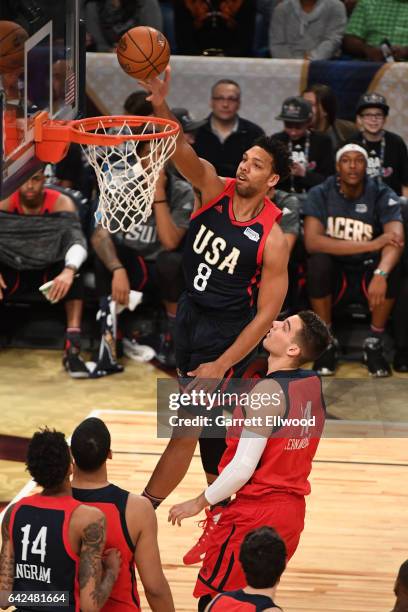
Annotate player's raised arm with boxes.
[141,67,224,200]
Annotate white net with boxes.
[79,118,177,233]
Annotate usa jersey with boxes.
[208,589,281,611]
[72,484,140,611]
[219,369,325,498]
[183,179,282,311]
[9,494,81,612]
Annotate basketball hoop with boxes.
[34,112,179,233]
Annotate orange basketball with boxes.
[0,21,28,74]
[116,26,170,81]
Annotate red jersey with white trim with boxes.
[9,494,81,612]
[183,179,282,311]
[219,369,326,498]
[72,484,140,611]
[8,189,60,215]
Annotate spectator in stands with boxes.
[173,0,256,57]
[269,0,347,60]
[272,96,334,196]
[268,186,301,254]
[304,143,404,376]
[354,93,408,197]
[342,0,358,16]
[0,167,89,378]
[124,90,154,117]
[172,107,206,146]
[391,559,408,612]
[82,0,163,52]
[302,83,358,149]
[392,203,408,373]
[203,527,286,611]
[71,417,175,611]
[343,0,408,62]
[193,79,264,177]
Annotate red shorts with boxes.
[194,493,305,599]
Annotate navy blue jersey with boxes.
[303,176,402,263]
[183,179,282,312]
[10,494,81,612]
[208,589,282,610]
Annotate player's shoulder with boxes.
[0,197,11,211]
[1,503,15,532]
[72,502,106,531]
[126,493,155,520]
[52,191,76,213]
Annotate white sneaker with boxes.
[123,338,155,362]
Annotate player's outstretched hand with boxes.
[138,65,171,107]
[168,494,208,526]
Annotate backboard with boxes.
[0,0,85,198]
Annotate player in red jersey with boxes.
[0,428,121,612]
[70,417,175,612]
[169,310,330,609]
[140,67,291,522]
[205,527,285,611]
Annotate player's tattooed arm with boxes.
[91,226,123,273]
[79,511,121,611]
[0,505,15,606]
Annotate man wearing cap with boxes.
[354,93,408,197]
[303,142,404,376]
[172,107,206,147]
[272,96,334,196]
[193,79,265,178]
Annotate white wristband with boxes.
[65,243,87,271]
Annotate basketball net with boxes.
[79,118,177,233]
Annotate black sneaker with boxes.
[393,349,408,373]
[63,349,90,379]
[313,338,338,376]
[363,336,391,377]
[155,332,176,369]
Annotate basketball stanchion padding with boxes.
[34,112,179,233]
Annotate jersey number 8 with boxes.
[193,263,212,292]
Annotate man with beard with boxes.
[139,67,290,561]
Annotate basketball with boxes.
[0,21,28,74]
[116,26,170,81]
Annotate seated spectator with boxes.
[268,187,301,254]
[354,93,408,197]
[173,0,256,57]
[123,90,154,117]
[302,83,358,149]
[70,417,175,611]
[342,0,358,16]
[82,0,163,52]
[303,143,404,376]
[193,79,265,178]
[269,0,347,60]
[272,96,334,196]
[91,161,194,370]
[204,527,286,611]
[0,167,89,378]
[392,560,408,612]
[172,107,206,147]
[343,0,408,62]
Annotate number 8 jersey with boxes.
[9,494,81,612]
[184,179,282,312]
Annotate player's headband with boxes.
[336,144,368,163]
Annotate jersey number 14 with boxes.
[21,524,48,563]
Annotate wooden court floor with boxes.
[1,349,408,611]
